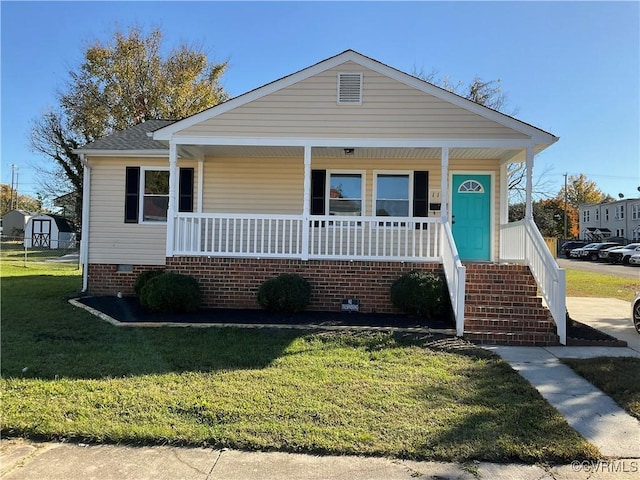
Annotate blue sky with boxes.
[2,1,639,201]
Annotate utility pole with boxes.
[10,164,18,210]
[563,173,568,241]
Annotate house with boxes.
[75,50,566,345]
[24,214,76,249]
[53,192,80,223]
[1,209,35,238]
[580,197,640,243]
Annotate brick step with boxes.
[465,295,544,306]
[465,283,538,293]
[465,305,551,318]
[464,330,560,346]
[465,298,544,310]
[464,317,557,333]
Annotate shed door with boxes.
[32,219,51,248]
[451,174,491,261]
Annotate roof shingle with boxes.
[77,120,174,151]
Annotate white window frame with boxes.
[605,208,609,221]
[373,171,414,217]
[583,210,590,223]
[615,204,625,220]
[616,228,625,238]
[140,166,170,224]
[632,203,640,220]
[326,170,366,216]
[595,208,599,221]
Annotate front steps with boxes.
[463,264,560,346]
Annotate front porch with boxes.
[167,211,565,345]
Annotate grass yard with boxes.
[561,357,640,420]
[565,268,639,301]
[1,254,599,463]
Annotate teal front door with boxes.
[451,174,491,261]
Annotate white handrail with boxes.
[440,222,466,337]
[500,219,566,344]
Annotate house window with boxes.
[604,208,609,221]
[375,174,410,217]
[632,203,640,220]
[595,209,599,221]
[616,228,625,238]
[141,168,170,222]
[583,210,590,223]
[125,166,194,224]
[458,180,484,193]
[615,204,625,220]
[328,173,363,216]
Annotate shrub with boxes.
[134,269,165,296]
[390,270,445,317]
[140,272,201,313]
[257,274,311,313]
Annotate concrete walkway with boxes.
[487,296,640,459]
[2,438,639,480]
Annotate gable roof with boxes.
[75,119,173,154]
[153,50,557,145]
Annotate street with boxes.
[557,258,640,280]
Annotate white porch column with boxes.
[79,155,90,292]
[500,162,509,225]
[525,145,534,220]
[301,145,311,260]
[166,141,178,257]
[440,146,449,221]
[197,159,204,213]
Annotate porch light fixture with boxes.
[344,148,355,156]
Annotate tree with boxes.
[556,173,612,211]
[508,199,572,238]
[30,26,228,222]
[1,184,42,216]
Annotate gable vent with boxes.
[337,73,363,104]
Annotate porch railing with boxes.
[174,213,442,261]
[440,222,466,337]
[500,219,566,344]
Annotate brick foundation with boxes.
[88,257,444,314]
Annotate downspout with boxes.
[79,154,91,293]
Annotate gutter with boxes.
[79,154,91,293]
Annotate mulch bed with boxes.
[77,295,456,330]
[566,317,628,347]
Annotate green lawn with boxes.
[1,256,599,463]
[565,268,639,301]
[562,357,640,420]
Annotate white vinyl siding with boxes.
[177,62,529,140]
[87,157,198,265]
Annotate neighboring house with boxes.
[580,198,640,243]
[53,192,80,223]
[24,214,76,249]
[75,50,566,345]
[2,209,35,238]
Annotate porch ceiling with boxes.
[183,144,524,162]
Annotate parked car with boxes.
[629,253,640,266]
[606,243,640,264]
[632,293,640,334]
[559,241,588,258]
[599,244,626,261]
[571,242,623,261]
[569,243,598,259]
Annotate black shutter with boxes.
[178,168,194,212]
[413,171,429,218]
[311,170,326,215]
[124,167,140,223]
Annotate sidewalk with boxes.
[2,297,639,479]
[2,438,639,480]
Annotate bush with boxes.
[134,269,165,296]
[390,270,445,317]
[257,274,311,313]
[139,272,201,313]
